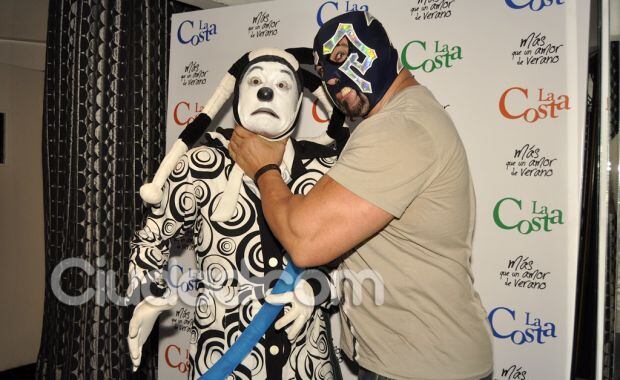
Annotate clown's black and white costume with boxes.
[127,48,347,379]
[130,129,340,379]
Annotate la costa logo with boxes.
[165,344,190,373]
[316,0,369,27]
[499,87,570,123]
[167,263,201,292]
[401,40,463,73]
[177,19,217,46]
[312,99,330,124]
[488,306,557,345]
[493,197,564,234]
[505,0,564,11]
[173,100,204,127]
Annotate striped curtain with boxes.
[37,0,196,378]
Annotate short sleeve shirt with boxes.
[328,85,493,380]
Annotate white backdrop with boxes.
[158,1,591,379]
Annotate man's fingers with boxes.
[228,141,238,160]
[275,309,299,330]
[231,127,243,142]
[234,125,252,138]
[265,291,294,305]
[277,137,288,148]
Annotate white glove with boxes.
[265,278,315,341]
[127,293,178,371]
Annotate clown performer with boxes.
[125,48,348,379]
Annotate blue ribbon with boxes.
[199,260,303,379]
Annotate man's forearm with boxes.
[255,169,394,268]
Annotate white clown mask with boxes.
[234,57,303,141]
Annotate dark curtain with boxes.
[605,41,619,380]
[571,50,600,380]
[569,2,597,378]
[37,0,196,379]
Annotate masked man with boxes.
[229,12,493,380]
[126,48,344,380]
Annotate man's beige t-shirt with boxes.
[328,85,493,380]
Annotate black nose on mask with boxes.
[257,87,274,102]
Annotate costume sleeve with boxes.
[327,114,438,218]
[127,153,199,299]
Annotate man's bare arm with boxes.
[256,171,393,267]
[228,125,393,267]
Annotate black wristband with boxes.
[254,164,280,184]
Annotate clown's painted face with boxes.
[237,60,301,139]
[313,11,402,118]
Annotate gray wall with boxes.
[0,0,47,371]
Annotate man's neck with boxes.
[365,70,420,118]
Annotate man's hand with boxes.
[229,125,287,180]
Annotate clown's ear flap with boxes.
[325,107,349,155]
[298,66,330,107]
[285,47,315,65]
[139,53,249,204]
[285,47,350,150]
[285,48,332,111]
[297,67,350,154]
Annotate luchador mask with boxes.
[313,11,402,117]
[233,53,303,141]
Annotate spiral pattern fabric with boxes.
[130,131,340,379]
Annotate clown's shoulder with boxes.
[181,129,234,172]
[286,139,339,196]
[293,138,339,169]
[185,128,232,165]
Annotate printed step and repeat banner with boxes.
[158,1,590,379]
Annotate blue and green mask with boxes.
[313,11,402,117]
